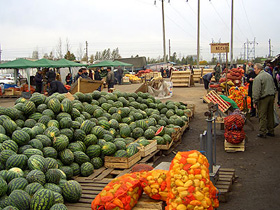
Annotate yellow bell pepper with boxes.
[176,204,187,210]
[187,158,197,164]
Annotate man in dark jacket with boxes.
[46,69,56,83]
[46,79,68,96]
[117,66,123,85]
[202,72,214,90]
[74,69,83,82]
[94,68,102,80]
[246,67,257,117]
[35,70,43,93]
[106,67,115,92]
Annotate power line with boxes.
[240,0,254,37]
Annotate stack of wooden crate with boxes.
[171,71,191,87]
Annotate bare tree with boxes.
[76,43,84,61]
[56,38,63,59]
[65,38,71,53]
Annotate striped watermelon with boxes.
[37,104,48,113]
[80,120,94,134]
[56,112,72,122]
[15,119,25,128]
[72,121,81,129]
[23,148,44,158]
[44,183,62,194]
[24,182,44,196]
[73,129,86,142]
[36,135,52,147]
[0,176,7,197]
[59,128,73,142]
[59,166,73,180]
[53,135,69,152]
[46,169,62,184]
[71,108,81,119]
[83,134,98,146]
[47,119,59,128]
[42,109,55,119]
[91,126,105,138]
[38,115,52,125]
[42,147,58,159]
[61,99,73,113]
[59,117,72,129]
[50,203,68,210]
[1,140,18,153]
[61,180,82,202]
[30,93,46,106]
[30,189,55,210]
[6,167,24,183]
[53,192,64,204]
[22,101,36,115]
[73,151,90,165]
[29,112,43,121]
[28,139,43,150]
[91,157,103,169]
[0,150,17,165]
[26,169,46,185]
[12,130,30,146]
[27,155,47,172]
[9,189,31,210]
[59,149,74,165]
[6,154,28,170]
[70,163,80,176]
[7,177,28,194]
[80,162,94,177]
[3,119,18,135]
[48,98,61,113]
[68,141,86,153]
[44,126,60,139]
[84,104,95,115]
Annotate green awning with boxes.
[0,58,38,69]
[88,60,116,68]
[113,60,133,66]
[33,58,60,68]
[55,59,86,67]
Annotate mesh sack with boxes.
[224,114,245,130]
[224,129,245,144]
[91,173,143,210]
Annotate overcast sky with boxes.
[0,0,279,62]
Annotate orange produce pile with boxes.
[91,151,219,210]
[228,86,251,110]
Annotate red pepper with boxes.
[180,158,187,165]
[151,194,162,200]
[194,169,201,175]
[161,181,167,191]
[188,186,195,193]
[105,202,117,209]
[183,164,192,171]
[100,195,114,203]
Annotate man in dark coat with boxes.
[34,70,43,93]
[46,79,68,96]
[74,69,83,82]
[106,67,115,92]
[117,66,123,85]
[46,69,56,83]
[94,68,102,81]
[247,67,257,116]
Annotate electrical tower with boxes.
[268,39,272,58]
[245,38,257,61]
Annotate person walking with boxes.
[74,69,83,82]
[252,63,277,138]
[34,70,43,93]
[214,63,221,83]
[65,73,73,85]
[106,67,115,92]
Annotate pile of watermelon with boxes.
[0,90,190,209]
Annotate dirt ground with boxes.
[1,83,280,209]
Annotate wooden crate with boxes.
[4,89,14,96]
[138,140,157,157]
[171,71,191,87]
[186,104,195,117]
[105,151,141,169]
[157,140,173,150]
[203,90,231,113]
[224,140,245,152]
[192,69,202,83]
[14,91,22,96]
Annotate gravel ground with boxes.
[1,83,280,209]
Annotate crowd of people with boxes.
[203,61,279,138]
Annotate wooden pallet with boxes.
[66,178,164,210]
[157,140,173,151]
[138,140,157,157]
[139,149,162,164]
[216,168,236,202]
[224,140,245,152]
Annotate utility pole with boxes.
[85,41,88,63]
[243,43,246,61]
[197,0,200,67]
[268,39,271,58]
[0,44,2,64]
[246,39,249,61]
[168,39,171,61]
[230,0,234,66]
[161,0,167,63]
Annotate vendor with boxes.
[45,79,68,96]
[202,72,214,90]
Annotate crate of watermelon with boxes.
[136,140,157,157]
[105,151,141,169]
[157,139,173,150]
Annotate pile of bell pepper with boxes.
[92,150,219,210]
[166,151,219,210]
[228,86,251,110]
[140,169,169,201]
[91,173,143,210]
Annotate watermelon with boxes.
[70,163,80,176]
[48,98,61,113]
[90,157,103,169]
[126,144,138,157]
[61,99,73,113]
[120,125,131,138]
[24,182,44,196]
[101,142,117,156]
[6,154,28,170]
[114,150,127,157]
[91,126,105,139]
[28,139,44,150]
[73,151,90,165]
[86,145,101,159]
[50,203,68,210]
[3,119,17,135]
[61,180,82,203]
[53,191,64,204]
[30,189,55,210]
[0,150,16,164]
[28,155,47,172]
[26,169,46,185]
[44,126,60,139]
[43,147,58,159]
[23,148,44,158]
[0,176,7,197]
[9,189,30,210]
[11,130,30,146]
[83,134,98,147]
[80,162,94,177]
[132,127,144,139]
[1,140,18,152]
[36,135,52,147]
[68,141,86,153]
[37,104,48,113]
[44,183,62,194]
[59,149,74,165]
[80,120,94,134]
[59,117,72,129]
[42,109,55,119]
[59,166,73,180]
[7,177,28,194]
[155,126,165,136]
[45,157,58,170]
[6,167,24,183]
[22,101,36,115]
[53,135,69,152]
[73,129,86,142]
